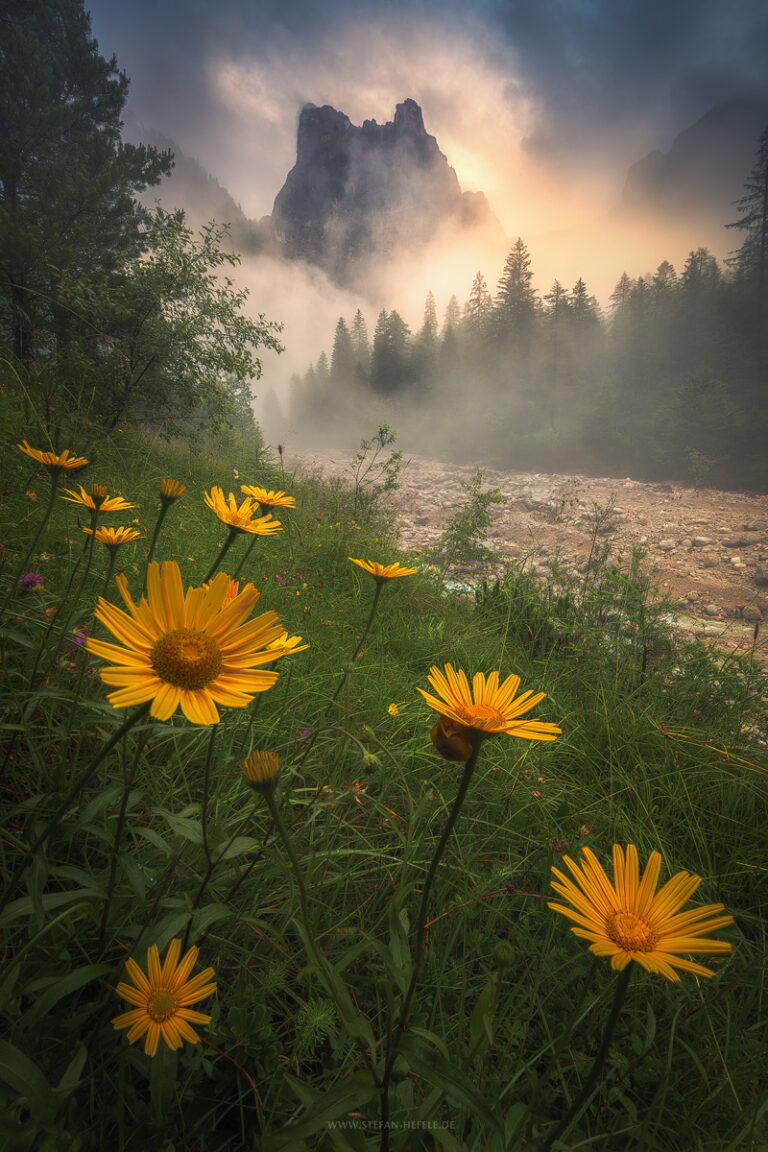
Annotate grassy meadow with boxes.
[1,396,767,1152]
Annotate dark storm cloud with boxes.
[89,0,768,141]
[478,0,768,154]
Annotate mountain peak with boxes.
[269,98,499,284]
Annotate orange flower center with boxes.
[147,988,179,1022]
[151,629,223,690]
[606,910,659,952]
[454,702,505,730]
[223,505,255,530]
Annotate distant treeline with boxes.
[290,132,768,491]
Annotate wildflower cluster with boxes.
[2,434,737,1148]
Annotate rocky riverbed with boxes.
[292,447,768,661]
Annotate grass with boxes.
[0,396,767,1152]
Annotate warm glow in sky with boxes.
[86,0,768,381]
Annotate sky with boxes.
[85,0,768,404]
[88,0,768,223]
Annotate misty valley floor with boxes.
[293,447,768,661]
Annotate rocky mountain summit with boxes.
[268,98,501,283]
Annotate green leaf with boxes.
[404,1045,504,1136]
[0,1040,56,1125]
[72,782,125,831]
[0,628,36,650]
[468,972,498,1057]
[56,1044,88,1095]
[132,826,172,854]
[264,1072,377,1148]
[24,963,112,1027]
[406,1027,450,1060]
[156,809,203,845]
[220,835,261,860]
[0,888,101,928]
[387,905,412,995]
[191,902,232,935]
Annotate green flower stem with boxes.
[98,728,149,949]
[182,727,218,951]
[545,963,634,1151]
[232,532,259,580]
[328,580,383,710]
[380,743,480,1150]
[36,508,99,685]
[0,702,151,916]
[203,528,239,583]
[143,504,170,594]
[101,549,118,599]
[266,790,380,1088]
[0,475,58,619]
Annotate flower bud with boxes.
[494,940,516,970]
[430,715,473,762]
[243,750,280,795]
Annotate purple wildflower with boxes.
[20,572,43,592]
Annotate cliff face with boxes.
[621,95,768,221]
[269,98,498,281]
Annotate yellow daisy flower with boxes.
[86,561,287,725]
[204,578,243,606]
[17,441,89,475]
[348,558,418,582]
[83,526,142,549]
[240,485,296,509]
[267,630,310,656]
[159,478,187,505]
[61,484,134,513]
[204,486,282,535]
[243,749,280,793]
[112,938,216,1056]
[418,663,561,743]
[548,844,733,981]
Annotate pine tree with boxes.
[316,351,330,383]
[493,238,538,343]
[464,271,493,334]
[651,261,677,297]
[609,273,634,317]
[570,278,600,325]
[331,317,355,386]
[351,308,370,382]
[412,291,438,389]
[443,295,461,334]
[420,291,438,345]
[371,310,411,394]
[726,124,768,301]
[0,0,171,362]
[543,280,571,324]
[680,249,722,298]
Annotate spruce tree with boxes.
[493,238,538,344]
[0,0,171,362]
[443,295,461,334]
[331,317,355,386]
[726,124,768,302]
[465,271,493,331]
[609,273,633,317]
[351,308,370,382]
[570,278,600,325]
